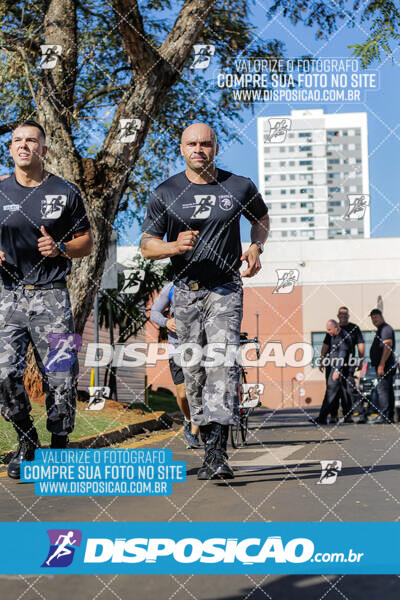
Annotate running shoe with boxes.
[183,419,202,449]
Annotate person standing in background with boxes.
[150,282,201,448]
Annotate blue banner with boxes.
[0,522,398,574]
[21,449,186,496]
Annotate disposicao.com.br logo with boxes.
[82,536,363,566]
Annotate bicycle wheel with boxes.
[239,409,250,445]
[231,368,246,448]
[230,418,242,448]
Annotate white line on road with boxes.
[230,445,319,471]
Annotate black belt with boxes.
[174,277,238,291]
[4,282,67,291]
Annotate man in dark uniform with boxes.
[369,309,397,423]
[319,307,364,423]
[312,319,353,425]
[0,120,92,479]
[141,122,269,480]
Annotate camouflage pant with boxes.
[174,280,243,426]
[0,287,78,434]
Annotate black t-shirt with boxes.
[142,169,268,283]
[370,323,396,369]
[329,328,353,372]
[323,322,364,354]
[0,173,90,286]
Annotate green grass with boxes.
[0,402,145,456]
[0,392,180,456]
[147,391,179,414]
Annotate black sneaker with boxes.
[210,449,234,480]
[309,417,327,425]
[197,460,215,480]
[8,431,40,480]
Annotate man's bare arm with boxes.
[249,212,270,245]
[141,231,199,260]
[240,213,270,278]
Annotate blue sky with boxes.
[125,2,400,245]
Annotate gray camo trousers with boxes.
[174,280,243,426]
[0,287,78,434]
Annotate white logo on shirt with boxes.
[41,195,67,219]
[3,204,20,212]
[219,195,233,211]
[191,195,216,219]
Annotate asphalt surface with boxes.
[1,407,400,599]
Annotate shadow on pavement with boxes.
[200,574,400,600]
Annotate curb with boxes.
[0,411,174,467]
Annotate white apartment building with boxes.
[257,109,370,241]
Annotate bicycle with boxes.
[230,332,262,448]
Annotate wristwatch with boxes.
[250,241,264,254]
[57,242,68,257]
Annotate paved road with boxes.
[1,408,399,599]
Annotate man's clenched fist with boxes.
[174,230,199,255]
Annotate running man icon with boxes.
[46,531,77,566]
[42,529,82,568]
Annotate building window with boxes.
[280,147,285,153]
[280,161,286,167]
[281,217,287,223]
[280,175,286,181]
[299,132,311,137]
[281,203,287,209]
[290,217,296,222]
[281,190,287,195]
[264,147,270,153]
[290,189,296,194]
[282,231,288,237]
[299,160,312,166]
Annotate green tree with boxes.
[267,1,400,65]
[0,0,285,335]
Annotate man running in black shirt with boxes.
[142,122,269,480]
[0,121,92,479]
[369,309,396,423]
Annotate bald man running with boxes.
[141,123,269,480]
